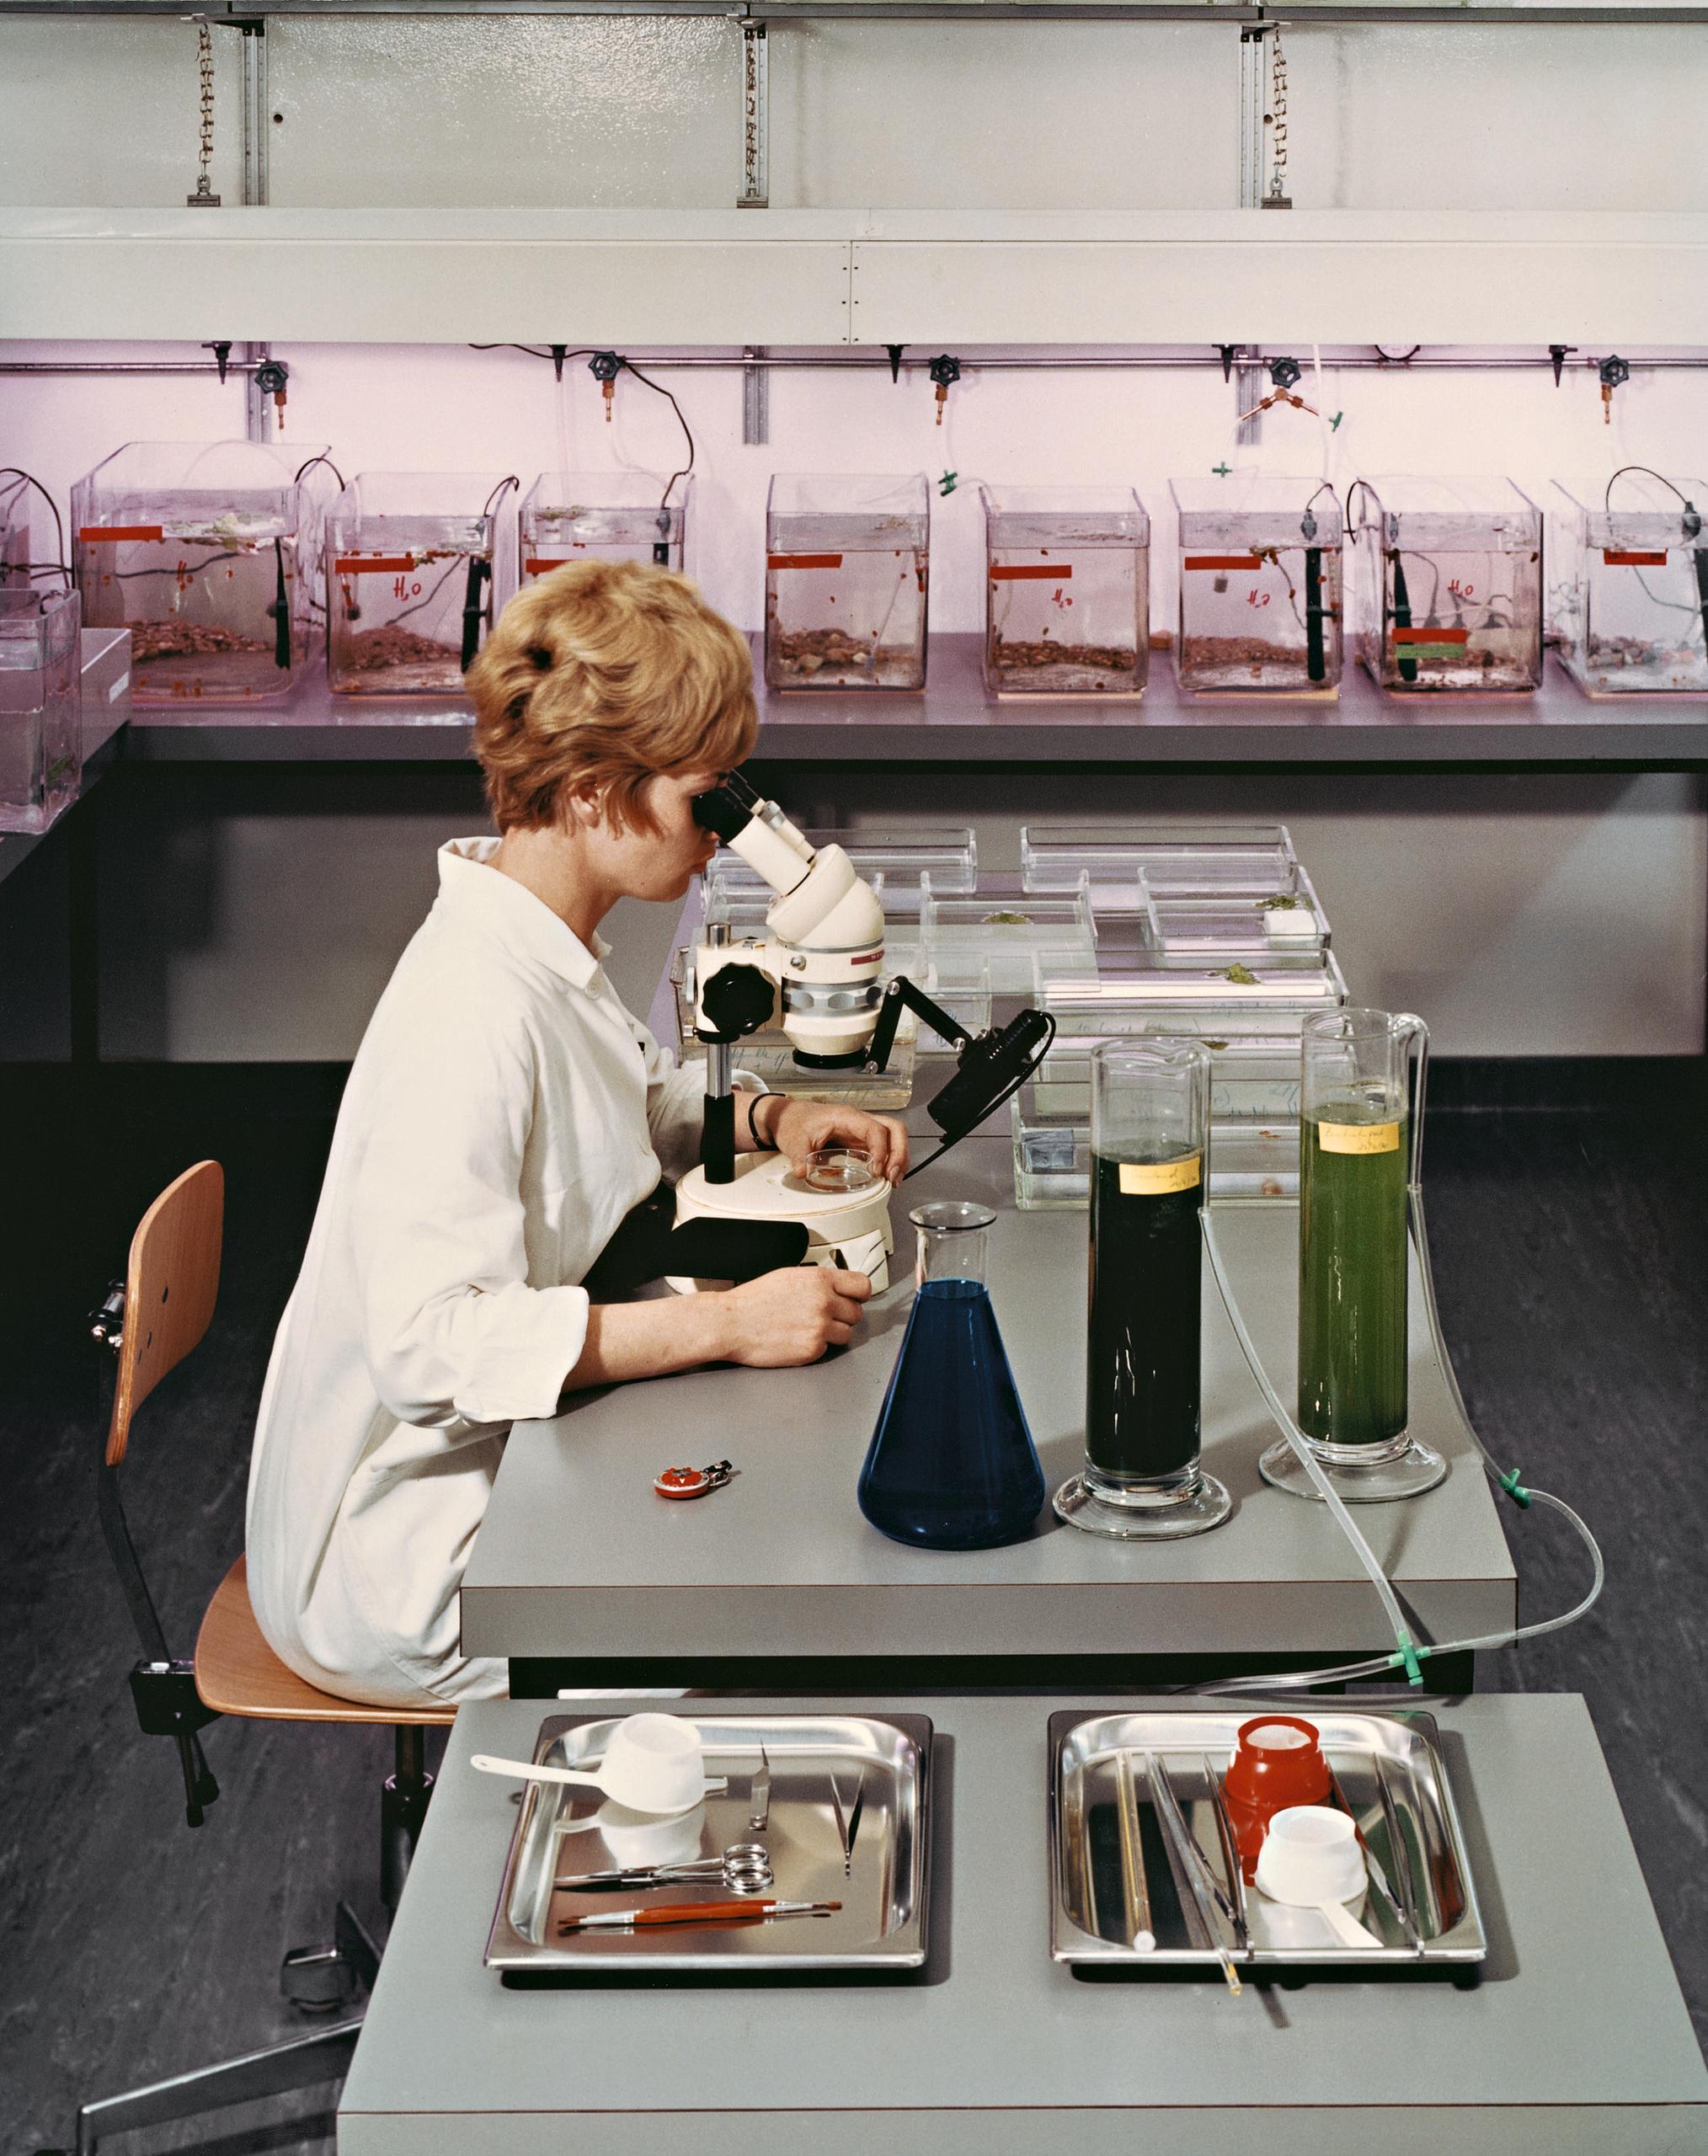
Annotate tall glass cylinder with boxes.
[857,1202,1045,1551]
[1055,1041,1232,1540]
[1259,1007,1447,1502]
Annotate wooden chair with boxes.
[67,1160,456,2155]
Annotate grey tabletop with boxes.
[337,1692,1708,2154]
[115,638,1708,767]
[462,1139,1516,1672]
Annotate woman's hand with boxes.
[719,1264,873,1366]
[756,1095,911,1187]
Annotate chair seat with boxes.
[195,1556,456,1728]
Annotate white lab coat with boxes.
[245,836,707,1708]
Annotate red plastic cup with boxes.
[1220,1715,1332,1881]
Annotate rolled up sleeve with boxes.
[351,1018,589,1433]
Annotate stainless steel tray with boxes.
[486,1711,932,1975]
[1051,1707,1486,1972]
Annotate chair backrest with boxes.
[107,1160,224,1468]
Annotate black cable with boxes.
[1604,464,1691,512]
[481,473,520,520]
[292,450,346,490]
[469,344,598,365]
[382,552,469,632]
[0,467,69,585]
[107,550,248,581]
[617,359,696,516]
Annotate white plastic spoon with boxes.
[1314,1897,1385,1951]
[470,1753,726,1801]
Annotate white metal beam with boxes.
[3,209,1705,350]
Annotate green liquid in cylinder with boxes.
[1298,1108,1409,1447]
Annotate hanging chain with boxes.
[186,15,221,208]
[1265,24,1291,208]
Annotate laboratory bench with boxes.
[462,1134,1515,1696]
[93,634,1708,771]
[334,1690,1708,2156]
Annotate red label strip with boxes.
[1394,626,1469,645]
[524,558,568,574]
[1603,550,1668,566]
[767,553,843,571]
[80,526,163,543]
[334,555,419,574]
[990,563,1072,582]
[1185,554,1262,571]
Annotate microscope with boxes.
[670,771,1054,1292]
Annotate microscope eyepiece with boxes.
[690,780,756,842]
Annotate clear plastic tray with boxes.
[1021,824,1302,903]
[921,889,1097,995]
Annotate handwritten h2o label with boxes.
[1118,1155,1202,1196]
[1318,1120,1401,1156]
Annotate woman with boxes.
[246,560,906,1707]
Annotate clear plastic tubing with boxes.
[1198,1186,1606,1695]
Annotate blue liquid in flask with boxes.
[857,1277,1046,1551]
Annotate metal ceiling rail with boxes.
[7,349,1708,374]
[1,0,1704,19]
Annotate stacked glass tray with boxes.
[1011,825,1343,1206]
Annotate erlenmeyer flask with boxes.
[857,1201,1045,1551]
[1259,1006,1448,1502]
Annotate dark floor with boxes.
[3,1059,1705,2153]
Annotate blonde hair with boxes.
[467,558,757,835]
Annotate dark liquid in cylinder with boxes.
[1086,1151,1202,1480]
[1298,1108,1409,1446]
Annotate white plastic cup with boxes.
[1252,1804,1367,1908]
[595,1712,713,1815]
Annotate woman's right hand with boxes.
[719,1265,873,1367]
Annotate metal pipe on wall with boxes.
[6,350,1707,376]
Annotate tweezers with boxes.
[1200,1754,1251,1953]
[830,1772,864,1876]
[750,1744,771,1835]
[1327,1757,1422,1953]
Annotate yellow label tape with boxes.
[1318,1119,1401,1156]
[1118,1154,1203,1196]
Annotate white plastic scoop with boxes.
[1253,1804,1385,1950]
[471,1712,726,1817]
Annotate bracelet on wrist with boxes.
[745,1089,780,1151]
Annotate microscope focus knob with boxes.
[700,961,777,1041]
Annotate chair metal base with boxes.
[63,1902,378,2152]
[71,2011,361,2155]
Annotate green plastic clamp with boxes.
[1497,1469,1532,1509]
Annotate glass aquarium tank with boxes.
[981,485,1149,696]
[1171,477,1343,694]
[72,440,322,703]
[765,473,929,690]
[1551,473,1708,696]
[327,472,515,696]
[0,586,82,835]
[1353,476,1542,693]
[520,472,688,583]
